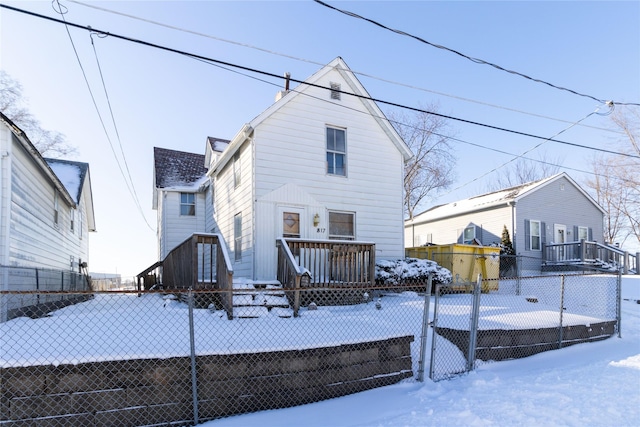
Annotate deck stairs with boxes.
[230,278,293,319]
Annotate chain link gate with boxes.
[429,272,621,381]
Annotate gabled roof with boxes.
[211,57,413,176]
[207,136,230,154]
[0,111,96,232]
[46,158,96,232]
[45,159,89,204]
[0,111,76,207]
[153,147,207,189]
[407,172,605,225]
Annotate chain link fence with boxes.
[0,258,623,425]
[0,265,91,323]
[0,282,433,426]
[430,272,621,382]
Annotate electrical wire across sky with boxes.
[1,3,637,162]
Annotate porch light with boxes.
[313,213,320,227]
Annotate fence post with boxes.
[515,256,521,296]
[558,275,565,348]
[467,274,482,372]
[187,288,199,425]
[617,269,622,338]
[417,274,433,382]
[428,284,441,381]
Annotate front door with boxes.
[553,224,567,260]
[279,207,305,239]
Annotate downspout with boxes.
[0,134,10,322]
[509,201,516,252]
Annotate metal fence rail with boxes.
[430,272,621,382]
[0,285,429,426]
[0,265,91,322]
[0,267,622,425]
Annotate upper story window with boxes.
[233,151,241,189]
[326,127,346,176]
[70,209,75,233]
[328,211,355,240]
[180,193,196,216]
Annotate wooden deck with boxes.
[542,239,638,274]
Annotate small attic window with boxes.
[330,82,341,100]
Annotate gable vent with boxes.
[330,82,341,100]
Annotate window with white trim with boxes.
[180,193,195,216]
[530,220,541,251]
[578,226,589,241]
[328,211,355,240]
[70,209,75,233]
[326,127,346,176]
[234,212,242,261]
[463,226,475,244]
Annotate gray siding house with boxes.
[405,173,606,275]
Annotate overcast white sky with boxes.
[1,1,638,278]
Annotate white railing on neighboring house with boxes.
[543,239,639,274]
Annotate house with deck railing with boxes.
[140,57,413,317]
[404,172,638,276]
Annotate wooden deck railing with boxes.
[543,239,639,274]
[276,238,376,316]
[137,233,234,318]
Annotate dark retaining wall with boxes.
[437,320,617,361]
[0,335,414,426]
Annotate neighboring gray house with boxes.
[0,112,96,320]
[404,173,606,275]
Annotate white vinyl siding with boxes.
[405,206,513,250]
[251,79,405,267]
[158,190,206,259]
[4,134,89,274]
[214,141,253,278]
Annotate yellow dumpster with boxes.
[406,244,500,292]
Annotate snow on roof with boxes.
[154,147,207,189]
[207,137,230,153]
[45,159,88,204]
[410,174,563,223]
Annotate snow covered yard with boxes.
[208,276,640,427]
[0,275,637,427]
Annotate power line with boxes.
[88,31,154,231]
[2,3,638,161]
[67,0,624,136]
[50,0,154,232]
[314,0,640,108]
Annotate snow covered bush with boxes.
[375,257,452,287]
